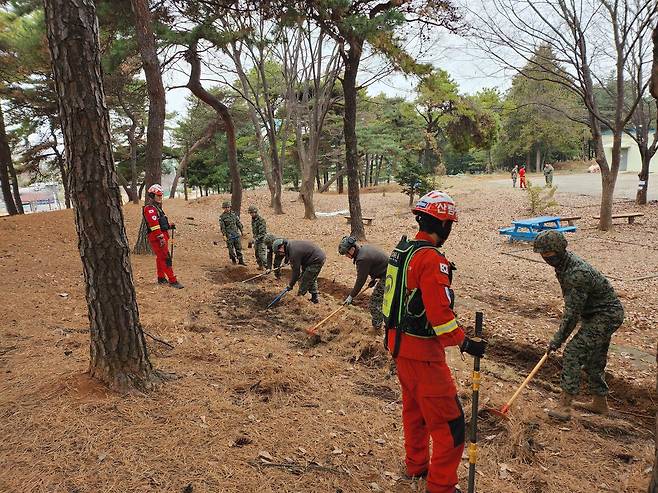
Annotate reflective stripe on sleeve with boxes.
[433,317,458,335]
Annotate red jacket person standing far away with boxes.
[382,190,486,493]
[143,184,183,289]
[519,165,527,189]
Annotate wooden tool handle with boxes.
[504,352,549,410]
[305,306,345,335]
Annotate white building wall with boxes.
[602,131,658,172]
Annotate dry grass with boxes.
[0,178,655,492]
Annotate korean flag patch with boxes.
[440,263,449,275]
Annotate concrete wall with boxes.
[602,131,658,172]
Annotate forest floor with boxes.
[0,174,656,493]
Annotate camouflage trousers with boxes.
[369,278,385,329]
[253,240,266,267]
[561,307,624,396]
[226,236,243,262]
[298,262,324,295]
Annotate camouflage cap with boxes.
[533,230,568,254]
[272,238,287,255]
[222,201,230,208]
[338,235,357,255]
[248,205,258,213]
[263,234,277,247]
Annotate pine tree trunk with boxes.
[56,152,71,208]
[44,0,156,391]
[133,217,153,255]
[0,104,19,215]
[185,39,242,214]
[375,155,382,185]
[319,169,346,193]
[337,162,344,194]
[130,0,164,192]
[535,146,541,173]
[8,159,23,213]
[342,47,366,240]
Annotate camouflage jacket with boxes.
[219,211,243,239]
[553,252,623,344]
[251,215,267,242]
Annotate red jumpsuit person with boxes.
[519,165,527,189]
[382,191,486,493]
[143,184,183,289]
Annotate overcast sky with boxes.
[161,30,512,125]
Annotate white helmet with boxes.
[147,184,164,196]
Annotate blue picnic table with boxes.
[499,215,577,242]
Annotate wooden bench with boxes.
[593,212,644,224]
[559,215,581,226]
[344,216,374,225]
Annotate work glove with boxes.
[285,285,293,292]
[157,234,165,248]
[169,223,176,231]
[460,336,487,358]
[547,339,562,353]
[367,279,377,289]
[343,295,353,305]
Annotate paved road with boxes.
[491,172,658,201]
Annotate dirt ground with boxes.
[0,175,655,493]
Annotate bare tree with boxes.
[44,0,157,391]
[216,12,287,214]
[278,22,342,219]
[471,0,658,231]
[648,23,658,493]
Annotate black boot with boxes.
[231,258,237,265]
[157,277,168,285]
[238,258,246,266]
[310,293,319,304]
[169,281,184,289]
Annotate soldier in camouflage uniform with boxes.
[273,238,325,303]
[248,205,267,270]
[219,201,245,265]
[534,230,624,420]
[338,236,388,331]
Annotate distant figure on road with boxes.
[511,165,518,188]
[519,165,527,189]
[544,163,554,187]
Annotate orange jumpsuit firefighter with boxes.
[383,191,486,493]
[143,184,183,289]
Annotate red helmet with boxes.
[412,190,458,222]
[147,184,164,196]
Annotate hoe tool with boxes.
[304,284,373,336]
[241,271,271,283]
[305,305,345,335]
[467,312,484,493]
[266,287,290,309]
[483,351,550,419]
